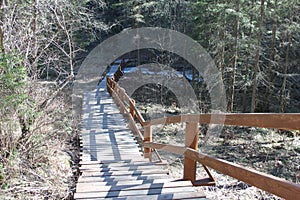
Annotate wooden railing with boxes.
[106,76,300,200]
[106,76,162,161]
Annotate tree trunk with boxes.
[227,0,240,112]
[0,0,5,54]
[242,0,255,112]
[215,0,225,77]
[264,0,277,112]
[251,0,264,112]
[31,0,39,79]
[280,2,294,112]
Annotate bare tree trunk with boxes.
[264,0,277,112]
[51,6,75,79]
[215,0,225,77]
[227,0,240,112]
[251,0,264,112]
[280,2,294,112]
[31,0,39,79]
[0,0,5,54]
[242,0,255,112]
[280,4,294,112]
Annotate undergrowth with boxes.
[0,55,79,199]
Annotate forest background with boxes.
[0,0,299,199]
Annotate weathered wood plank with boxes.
[79,192,208,200]
[79,160,159,166]
[80,169,169,177]
[80,165,164,172]
[76,180,193,193]
[77,174,171,183]
[74,186,196,199]
[76,178,186,186]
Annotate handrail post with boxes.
[129,99,135,118]
[144,125,152,160]
[183,122,199,183]
[120,88,126,114]
[106,76,111,95]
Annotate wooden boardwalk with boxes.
[74,66,207,199]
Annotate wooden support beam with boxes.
[143,126,152,160]
[183,122,198,183]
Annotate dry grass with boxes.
[0,82,79,199]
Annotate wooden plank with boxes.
[144,142,186,155]
[81,148,141,152]
[79,154,144,160]
[80,165,163,172]
[81,144,140,148]
[79,159,150,164]
[78,192,207,200]
[79,160,158,166]
[76,178,186,187]
[74,186,196,199]
[76,180,193,193]
[77,174,171,183]
[84,193,207,200]
[80,157,147,163]
[80,169,169,177]
[144,113,300,130]
[81,148,141,153]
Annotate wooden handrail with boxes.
[144,142,300,200]
[143,113,300,130]
[106,75,300,199]
[107,76,162,162]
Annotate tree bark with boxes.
[31,0,39,79]
[242,0,255,112]
[280,2,294,112]
[227,0,240,112]
[0,0,5,54]
[251,0,264,112]
[264,0,277,112]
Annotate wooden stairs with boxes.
[74,77,207,199]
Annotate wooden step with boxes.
[76,180,193,193]
[77,192,208,200]
[75,81,206,200]
[77,174,171,183]
[76,178,187,186]
[74,186,197,199]
[80,164,164,172]
[80,169,169,177]
[79,160,156,165]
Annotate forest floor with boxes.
[0,84,79,200]
[135,102,300,200]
